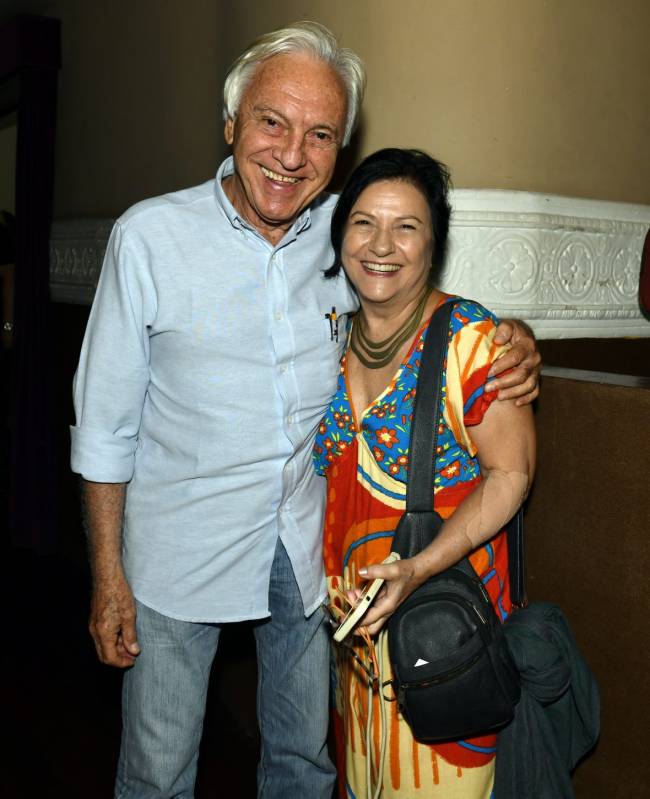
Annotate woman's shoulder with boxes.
[443,296,500,336]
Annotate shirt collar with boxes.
[214,156,312,239]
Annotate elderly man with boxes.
[72,21,540,799]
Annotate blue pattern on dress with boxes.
[313,299,499,493]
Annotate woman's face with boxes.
[341,179,434,310]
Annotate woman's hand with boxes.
[352,554,427,636]
[486,319,541,405]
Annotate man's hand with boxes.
[82,480,139,668]
[89,571,140,667]
[485,319,541,405]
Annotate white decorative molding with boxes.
[441,190,650,338]
[49,218,114,305]
[49,191,650,338]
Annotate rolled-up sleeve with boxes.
[71,221,155,482]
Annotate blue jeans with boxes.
[115,539,334,798]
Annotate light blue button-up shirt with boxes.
[71,157,358,622]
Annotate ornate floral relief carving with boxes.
[49,220,113,304]
[611,247,640,297]
[439,192,650,337]
[556,239,594,299]
[487,238,538,296]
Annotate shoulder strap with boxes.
[399,297,526,606]
[506,508,527,606]
[405,300,453,513]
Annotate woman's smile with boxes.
[361,261,402,274]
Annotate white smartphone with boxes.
[333,552,400,643]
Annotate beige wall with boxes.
[5,0,649,215]
[6,0,225,216]
[51,0,224,216]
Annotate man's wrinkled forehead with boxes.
[239,53,347,131]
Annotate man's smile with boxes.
[260,165,302,184]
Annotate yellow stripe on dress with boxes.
[356,434,407,510]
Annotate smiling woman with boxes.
[315,148,535,798]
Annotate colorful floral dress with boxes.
[313,297,512,799]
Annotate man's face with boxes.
[224,53,347,244]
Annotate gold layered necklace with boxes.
[350,286,433,369]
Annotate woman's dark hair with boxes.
[326,148,452,279]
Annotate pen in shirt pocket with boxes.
[325,307,339,342]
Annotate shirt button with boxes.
[279,364,288,374]
[287,415,294,424]
[274,311,283,321]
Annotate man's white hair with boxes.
[223,21,366,147]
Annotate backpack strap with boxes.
[403,300,453,514]
[392,297,526,606]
